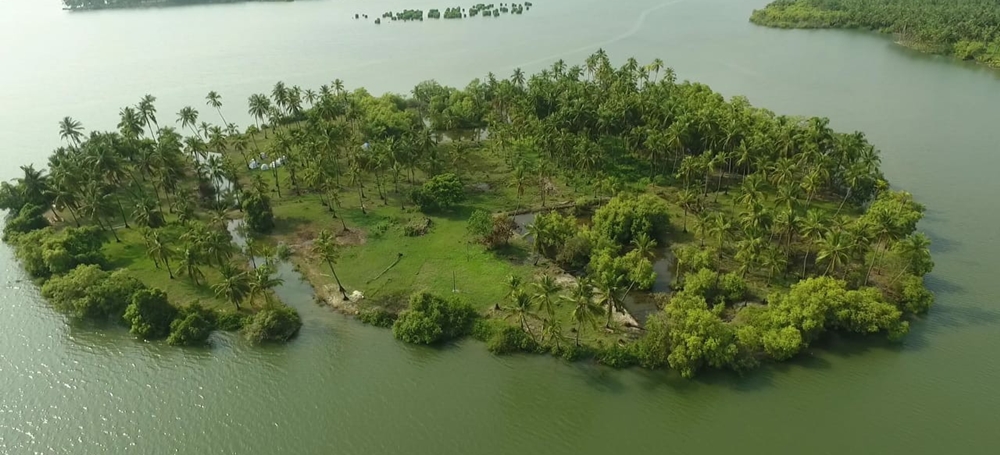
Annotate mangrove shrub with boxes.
[392,292,478,344]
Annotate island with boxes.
[750,0,1000,68]
[2,52,934,378]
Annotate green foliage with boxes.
[589,248,656,291]
[595,342,639,368]
[411,173,465,211]
[632,311,671,368]
[167,303,218,346]
[243,304,303,344]
[358,307,397,328]
[751,0,1000,67]
[124,288,178,340]
[41,265,147,320]
[555,233,592,272]
[529,211,579,259]
[242,191,275,234]
[682,268,747,305]
[3,204,50,241]
[672,245,714,281]
[663,292,738,378]
[14,227,107,280]
[467,209,492,239]
[591,194,670,248]
[216,312,247,331]
[403,217,432,237]
[391,291,478,344]
[897,274,935,315]
[473,319,540,354]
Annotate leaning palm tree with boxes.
[313,229,349,300]
[147,229,174,278]
[206,91,229,127]
[58,116,84,146]
[213,262,250,311]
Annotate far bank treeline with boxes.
[2,50,934,377]
[0,93,302,347]
[62,0,287,11]
[751,0,1000,67]
[371,3,534,24]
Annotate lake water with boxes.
[2,0,999,453]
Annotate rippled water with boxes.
[2,0,999,453]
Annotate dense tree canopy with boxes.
[751,0,1000,66]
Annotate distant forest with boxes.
[63,0,282,10]
[751,0,1000,67]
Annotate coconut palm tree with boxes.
[131,194,163,228]
[631,232,657,260]
[205,91,229,127]
[511,68,525,88]
[541,317,567,350]
[505,289,536,340]
[247,93,272,133]
[313,229,349,300]
[532,274,562,317]
[249,263,284,305]
[137,94,160,139]
[596,273,623,328]
[797,209,827,276]
[176,106,200,138]
[213,262,250,311]
[817,230,852,277]
[678,189,697,233]
[146,229,174,278]
[58,116,84,146]
[564,279,601,346]
[707,213,731,256]
[504,274,523,300]
[177,246,206,285]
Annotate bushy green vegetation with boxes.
[124,288,178,339]
[391,292,478,344]
[0,90,301,349]
[751,0,1000,67]
[242,304,303,343]
[168,303,218,346]
[411,173,465,211]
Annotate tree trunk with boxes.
[327,261,349,300]
[163,255,173,279]
[115,195,130,228]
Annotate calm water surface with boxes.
[2,0,999,453]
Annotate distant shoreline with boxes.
[63,0,292,12]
